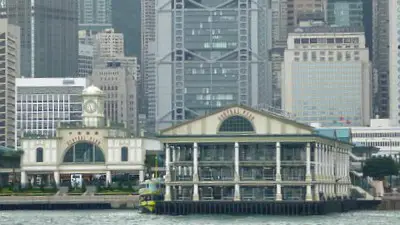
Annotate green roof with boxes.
[0,146,23,157]
[314,128,352,143]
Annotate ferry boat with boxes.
[138,177,165,213]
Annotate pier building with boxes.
[158,105,353,202]
[19,85,161,187]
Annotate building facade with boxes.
[350,119,400,156]
[16,78,88,140]
[1,0,78,78]
[286,0,324,30]
[153,0,271,131]
[91,60,138,135]
[158,105,352,201]
[0,18,20,148]
[20,85,161,187]
[93,28,124,60]
[389,0,400,125]
[372,0,390,118]
[327,0,364,27]
[78,0,112,32]
[78,43,94,77]
[281,25,371,126]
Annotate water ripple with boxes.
[0,210,399,225]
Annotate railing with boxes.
[0,195,139,204]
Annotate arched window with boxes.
[121,147,128,162]
[219,116,255,133]
[63,142,105,163]
[36,147,43,162]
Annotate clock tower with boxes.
[82,85,105,127]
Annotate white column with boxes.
[172,146,176,163]
[21,171,27,188]
[314,143,320,201]
[305,143,312,201]
[165,144,172,201]
[275,142,282,201]
[234,142,240,201]
[106,171,112,185]
[192,142,199,201]
[139,170,145,182]
[53,171,60,187]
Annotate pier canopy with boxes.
[63,141,105,163]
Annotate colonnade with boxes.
[20,170,145,187]
[164,141,351,202]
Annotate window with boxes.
[121,147,128,162]
[219,116,255,132]
[63,142,105,163]
[36,147,43,162]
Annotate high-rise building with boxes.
[141,0,156,118]
[78,43,93,77]
[327,0,364,27]
[282,25,371,126]
[91,60,138,135]
[78,0,112,32]
[16,78,88,140]
[1,0,78,78]
[372,0,389,118]
[389,0,400,125]
[93,28,124,60]
[152,0,271,131]
[0,18,20,148]
[112,0,141,57]
[286,0,324,30]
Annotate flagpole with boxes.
[155,153,158,178]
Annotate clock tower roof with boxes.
[82,85,103,96]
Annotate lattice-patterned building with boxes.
[158,105,353,201]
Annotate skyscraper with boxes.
[372,0,389,118]
[152,0,271,131]
[327,0,364,27]
[78,0,112,32]
[282,26,371,126]
[0,18,19,147]
[1,0,78,78]
[389,0,400,125]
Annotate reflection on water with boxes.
[0,210,399,225]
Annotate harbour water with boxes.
[0,210,399,225]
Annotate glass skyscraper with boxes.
[327,0,364,27]
[152,0,271,130]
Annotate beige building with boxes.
[93,28,124,60]
[19,85,161,187]
[281,25,371,126]
[0,18,20,147]
[158,105,353,201]
[91,60,138,135]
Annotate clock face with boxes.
[84,100,97,113]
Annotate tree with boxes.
[362,156,398,180]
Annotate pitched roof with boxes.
[160,104,314,134]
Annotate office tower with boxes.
[0,19,19,147]
[16,78,87,140]
[286,0,324,29]
[389,1,400,125]
[91,60,138,135]
[372,0,389,118]
[282,25,371,126]
[152,0,271,131]
[141,0,156,121]
[1,0,78,78]
[78,0,112,32]
[78,43,94,77]
[93,29,124,60]
[327,0,364,27]
[112,0,141,57]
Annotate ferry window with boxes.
[36,147,43,162]
[219,116,254,132]
[121,147,128,162]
